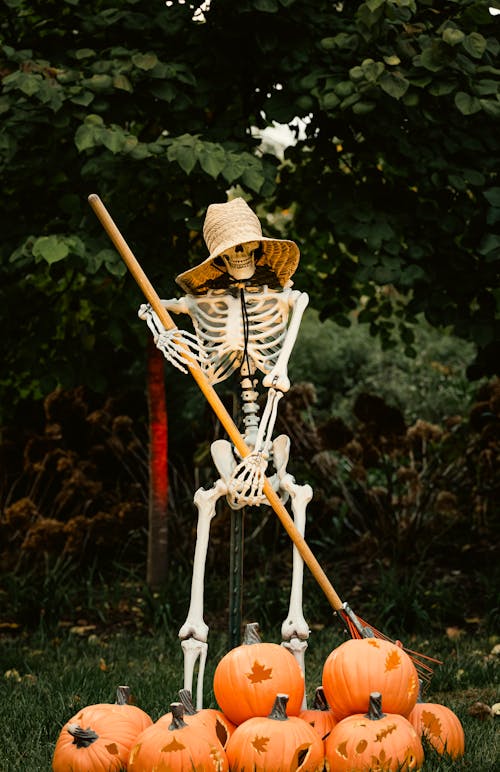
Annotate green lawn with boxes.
[1,625,498,771]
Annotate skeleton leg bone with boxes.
[178,477,227,709]
[276,459,312,708]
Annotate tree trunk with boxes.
[146,338,169,588]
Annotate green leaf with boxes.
[321,91,340,110]
[478,233,500,256]
[74,48,96,59]
[454,91,481,115]
[70,90,94,106]
[113,74,133,92]
[197,144,226,179]
[167,138,198,175]
[101,127,127,154]
[132,52,159,70]
[483,188,500,207]
[352,100,376,114]
[442,28,465,46]
[32,236,69,264]
[463,32,487,59]
[84,74,113,92]
[379,72,409,99]
[479,99,500,118]
[74,124,97,152]
[365,0,386,10]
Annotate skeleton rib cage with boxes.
[184,289,292,385]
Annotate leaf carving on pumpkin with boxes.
[421,709,443,738]
[375,722,398,742]
[367,639,381,649]
[408,674,418,699]
[251,735,270,754]
[161,737,186,752]
[370,748,393,771]
[246,660,273,684]
[105,743,119,755]
[384,650,402,671]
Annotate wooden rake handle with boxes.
[88,194,344,613]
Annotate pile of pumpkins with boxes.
[52,623,465,771]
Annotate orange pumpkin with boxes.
[226,693,325,771]
[322,638,419,720]
[156,688,236,749]
[128,702,228,771]
[213,622,305,725]
[52,685,152,771]
[408,699,465,759]
[324,691,424,771]
[299,686,337,743]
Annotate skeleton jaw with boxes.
[221,241,259,280]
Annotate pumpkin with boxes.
[324,691,424,771]
[128,701,228,771]
[213,622,305,725]
[226,693,325,771]
[408,697,465,759]
[322,638,419,720]
[299,686,337,743]
[156,688,236,748]
[52,685,152,772]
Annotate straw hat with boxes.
[175,198,300,294]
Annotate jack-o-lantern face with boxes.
[226,694,325,771]
[324,692,424,772]
[128,703,228,772]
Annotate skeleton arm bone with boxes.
[262,291,309,392]
[138,297,205,374]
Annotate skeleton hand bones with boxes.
[138,303,205,373]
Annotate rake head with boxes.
[336,602,441,687]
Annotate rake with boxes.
[88,193,440,683]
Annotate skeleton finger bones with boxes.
[138,303,206,373]
[227,451,269,508]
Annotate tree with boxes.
[2,0,498,413]
[268,0,500,376]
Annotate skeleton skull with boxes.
[220,241,259,281]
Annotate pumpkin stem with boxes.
[67,723,99,748]
[115,685,133,705]
[178,688,197,715]
[312,686,329,711]
[366,692,386,721]
[243,622,261,645]
[268,693,289,721]
[169,702,188,730]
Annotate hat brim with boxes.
[176,238,300,295]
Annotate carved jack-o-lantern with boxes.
[408,699,465,759]
[324,692,424,772]
[52,686,152,772]
[299,686,337,743]
[128,702,228,771]
[213,623,305,725]
[226,693,325,771]
[322,638,419,720]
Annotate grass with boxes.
[0,623,498,771]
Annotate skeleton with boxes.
[140,199,311,709]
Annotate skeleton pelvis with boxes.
[210,437,291,510]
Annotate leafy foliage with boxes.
[1,0,499,419]
[274,1,500,376]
